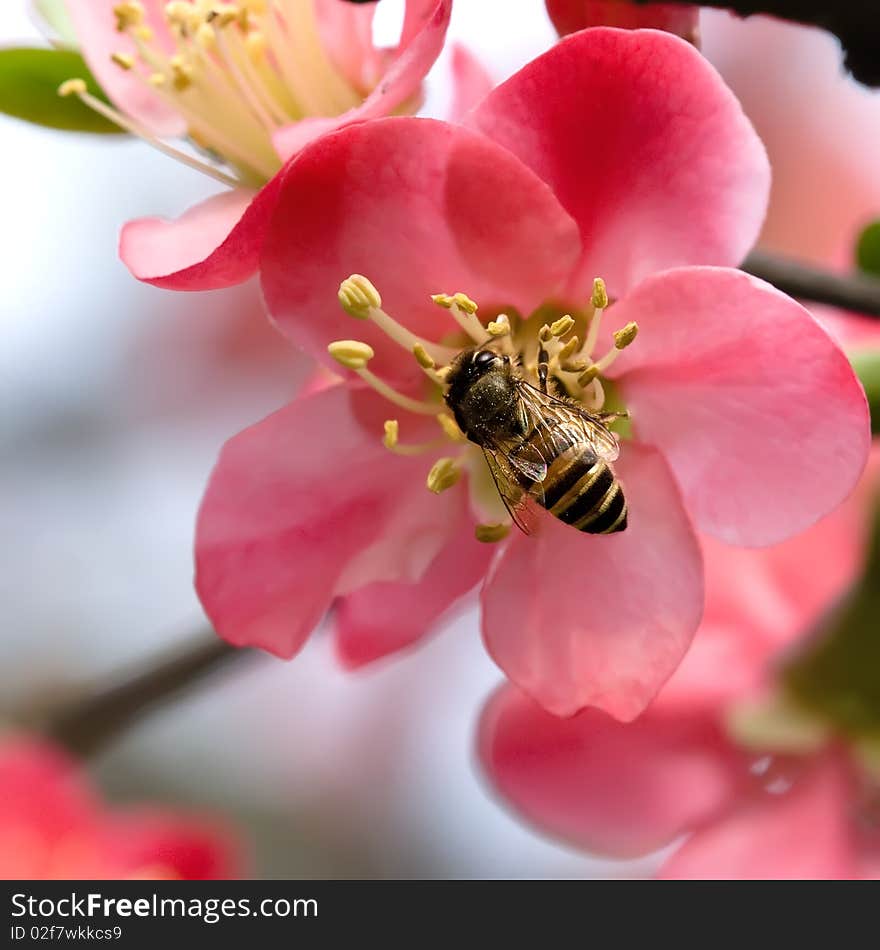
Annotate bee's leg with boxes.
[537,340,550,394]
[597,410,629,424]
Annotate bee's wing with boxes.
[517,382,620,462]
[481,447,543,536]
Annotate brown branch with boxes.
[742,250,880,317]
[39,633,254,758]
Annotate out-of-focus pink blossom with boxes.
[194,29,868,722]
[63,0,452,289]
[0,734,242,879]
[546,0,698,43]
[701,12,880,271]
[478,439,880,878]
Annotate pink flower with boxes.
[546,0,699,43]
[195,28,868,721]
[62,0,452,289]
[0,734,243,879]
[701,12,880,272]
[477,449,880,878]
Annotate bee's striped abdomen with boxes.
[540,448,628,535]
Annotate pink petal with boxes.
[478,685,747,858]
[120,181,281,290]
[661,753,860,879]
[0,735,96,840]
[273,0,452,164]
[465,27,769,298]
[105,810,244,880]
[260,117,580,386]
[335,489,492,668]
[448,43,495,122]
[605,267,871,546]
[546,1,699,42]
[355,0,451,120]
[0,736,101,878]
[400,0,448,47]
[315,0,383,94]
[481,443,703,720]
[66,0,184,137]
[272,117,341,163]
[702,13,880,271]
[195,384,459,657]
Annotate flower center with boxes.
[59,1,374,186]
[329,274,638,542]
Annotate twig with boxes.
[742,250,880,317]
[40,632,254,758]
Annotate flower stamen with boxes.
[57,78,240,186]
[327,340,439,416]
[432,292,488,344]
[475,523,511,543]
[581,277,608,359]
[591,321,639,374]
[382,419,448,456]
[338,276,458,366]
[426,457,462,494]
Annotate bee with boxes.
[444,348,627,535]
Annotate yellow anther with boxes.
[383,419,399,450]
[412,344,435,370]
[592,277,608,310]
[327,340,374,370]
[487,314,510,337]
[196,22,217,47]
[148,72,167,87]
[246,31,267,57]
[475,523,510,543]
[133,25,154,41]
[111,52,135,71]
[431,293,453,309]
[434,365,453,382]
[538,324,551,343]
[577,364,600,387]
[113,2,145,32]
[557,335,580,361]
[436,414,467,443]
[613,321,639,350]
[209,3,242,27]
[561,358,588,373]
[163,1,189,23]
[58,78,87,97]
[339,275,382,318]
[452,292,478,314]
[169,55,194,91]
[550,315,575,338]
[426,457,461,494]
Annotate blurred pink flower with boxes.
[0,734,243,879]
[546,0,698,42]
[64,0,452,289]
[478,445,880,878]
[701,12,880,271]
[194,29,868,721]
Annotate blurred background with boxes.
[2,1,877,878]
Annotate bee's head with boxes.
[454,348,509,383]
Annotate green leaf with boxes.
[0,47,124,134]
[856,220,880,277]
[852,349,880,435]
[31,1,78,46]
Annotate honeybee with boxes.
[444,348,627,535]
